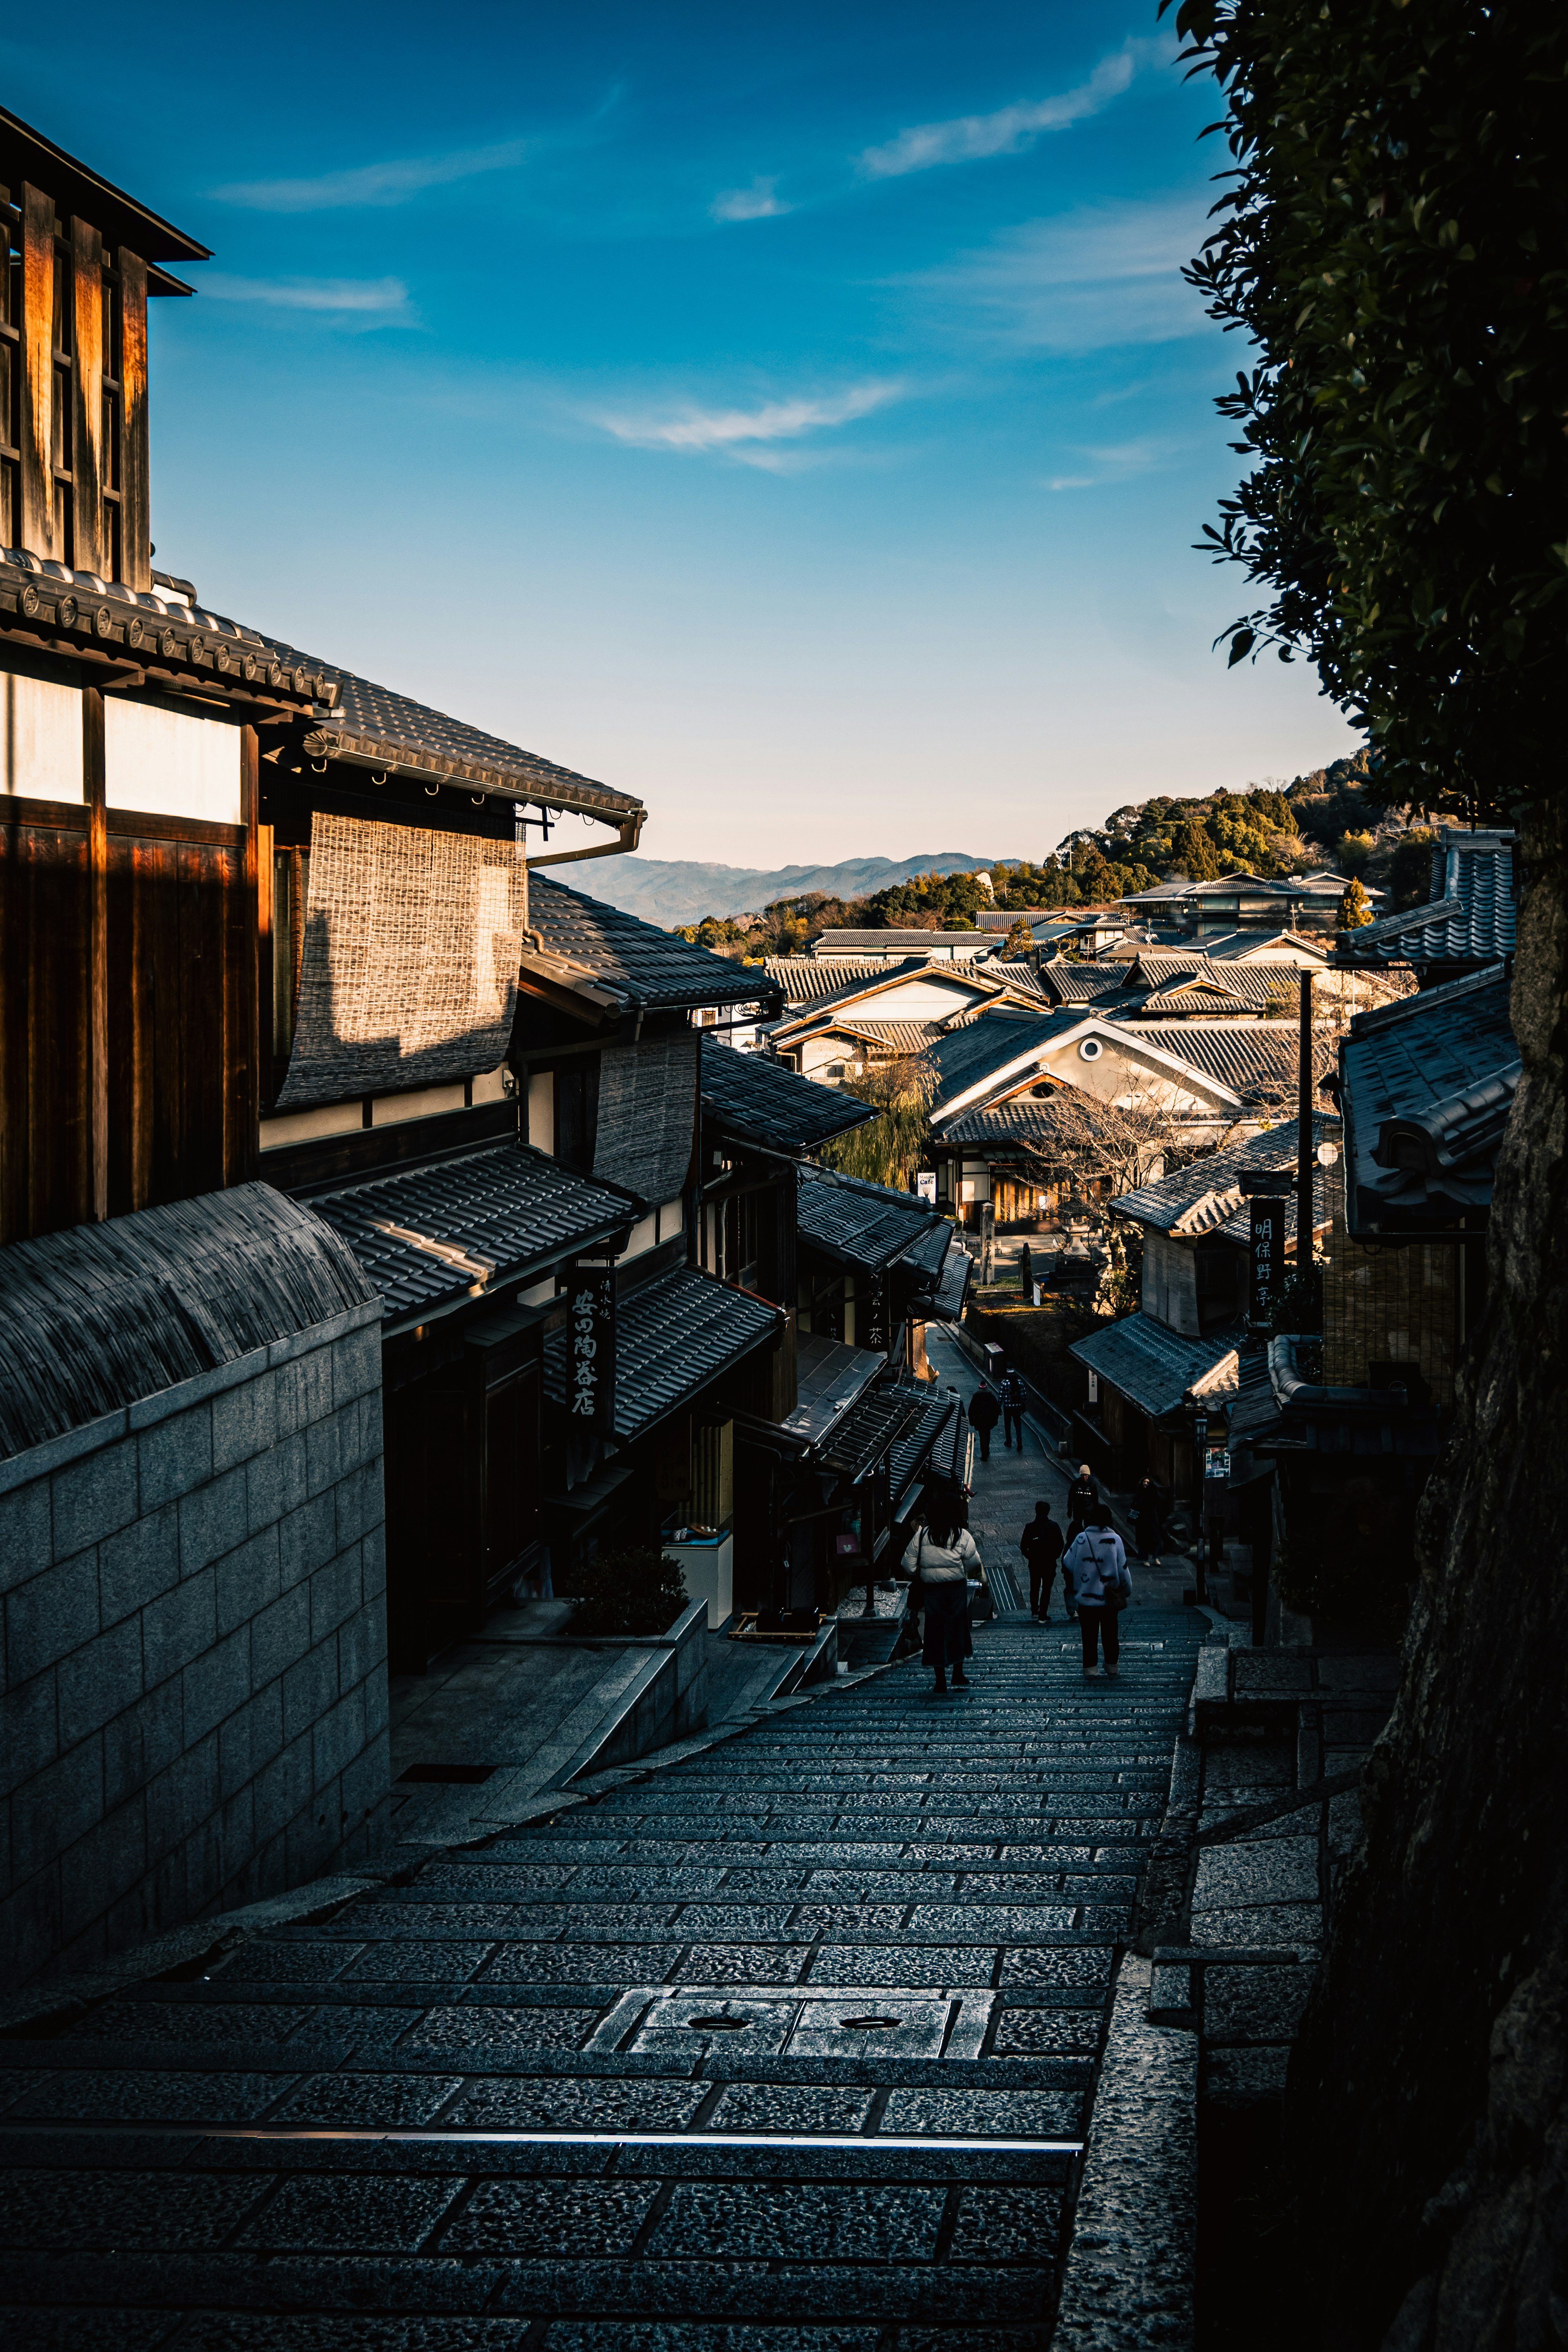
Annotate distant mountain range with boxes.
[570,851,999,928]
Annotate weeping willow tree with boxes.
[816,1056,934,1193]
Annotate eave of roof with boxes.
[527,876,782,1014]
[0,106,211,267]
[1069,1314,1241,1420]
[699,1036,876,1152]
[544,1265,781,1444]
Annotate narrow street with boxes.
[1,1599,1203,2346]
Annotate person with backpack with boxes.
[999,1364,1027,1450]
[967,1382,1000,1462]
[1019,1500,1065,1621]
[900,1496,980,1694]
[1063,1510,1131,1678]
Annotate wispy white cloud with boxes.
[213,140,526,212]
[909,195,1208,351]
[590,380,903,468]
[857,40,1159,180]
[199,273,412,318]
[711,177,790,223]
[1045,437,1179,491]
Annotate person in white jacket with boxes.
[1062,1512,1130,1679]
[900,1497,980,1695]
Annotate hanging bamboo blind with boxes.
[275,811,526,1109]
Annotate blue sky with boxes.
[8,3,1359,866]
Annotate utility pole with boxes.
[1296,969,1314,1273]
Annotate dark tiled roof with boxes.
[1069,1315,1239,1419]
[1336,830,1516,967]
[1341,967,1517,1233]
[1139,969,1293,1015]
[544,1266,780,1443]
[1197,929,1329,963]
[796,1172,950,1279]
[812,930,991,954]
[1111,1116,1340,1231]
[305,1143,637,1327]
[700,1038,875,1153]
[1038,960,1134,1004]
[0,1183,374,1461]
[889,1390,959,1510]
[780,1331,888,1450]
[926,1012,1082,1113]
[763,956,906,1007]
[1110,1021,1301,1102]
[941,1096,1082,1147]
[823,1384,926,1481]
[528,876,780,1013]
[801,1019,947,1056]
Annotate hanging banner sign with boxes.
[566,1264,616,1434]
[915,1172,937,1204]
[1250,1195,1287,1326]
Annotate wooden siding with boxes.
[1,720,260,1244]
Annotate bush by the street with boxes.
[562,1545,689,1637]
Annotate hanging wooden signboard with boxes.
[566,1263,616,1435]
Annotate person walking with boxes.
[1019,1500,1065,1621]
[1063,1511,1130,1679]
[999,1364,1027,1451]
[900,1499,980,1695]
[967,1383,1000,1463]
[1018,1242,1033,1300]
[1132,1474,1166,1565]
[1067,1464,1098,1542]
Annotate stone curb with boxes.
[1054,1950,1197,2349]
[0,1874,377,2038]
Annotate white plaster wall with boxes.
[0,669,84,802]
[104,696,243,824]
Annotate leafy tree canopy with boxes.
[1168,0,1568,817]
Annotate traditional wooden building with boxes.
[0,108,782,1982]
[694,1042,965,1619]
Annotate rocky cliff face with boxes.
[1289,797,1568,2349]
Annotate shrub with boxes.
[563,1545,688,1638]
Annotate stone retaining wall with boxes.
[0,1301,390,1990]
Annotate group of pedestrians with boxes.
[896,1358,1171,1693]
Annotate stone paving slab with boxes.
[0,1610,1203,2338]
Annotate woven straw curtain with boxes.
[275,812,526,1109]
[593,1030,699,1205]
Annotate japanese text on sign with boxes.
[566,1266,615,1432]
[1250,1195,1286,1325]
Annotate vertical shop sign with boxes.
[1250,1195,1286,1327]
[567,1263,616,1434]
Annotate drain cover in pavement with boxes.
[588,1989,996,2061]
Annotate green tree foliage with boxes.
[818,1058,934,1193]
[1337,831,1376,876]
[1168,0,1568,817]
[864,870,985,928]
[1336,876,1374,930]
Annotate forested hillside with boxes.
[676,751,1437,953]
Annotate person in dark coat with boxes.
[1067,1465,1098,1542]
[1018,1243,1033,1300]
[901,1497,979,1693]
[999,1365,1027,1450]
[1020,1500,1065,1621]
[1132,1474,1166,1564]
[967,1383,1000,1462]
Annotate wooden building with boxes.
[695,1041,965,1619]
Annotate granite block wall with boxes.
[0,1301,390,1992]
